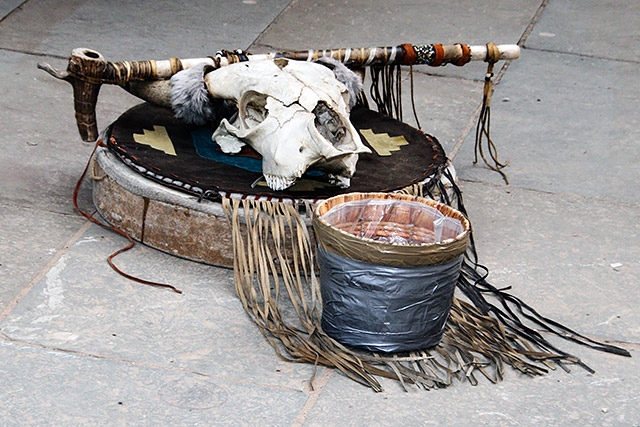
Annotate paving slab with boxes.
[251,0,541,80]
[0,0,291,58]
[307,341,639,426]
[0,48,138,214]
[0,204,84,312]
[0,223,317,390]
[525,0,640,60]
[1,0,639,425]
[454,48,640,204]
[0,0,23,20]
[459,180,639,344]
[0,340,309,426]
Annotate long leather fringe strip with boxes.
[73,139,182,294]
[219,180,631,392]
[474,42,510,184]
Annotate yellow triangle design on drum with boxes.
[359,129,409,156]
[133,125,177,156]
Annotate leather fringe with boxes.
[220,176,630,392]
[474,42,510,184]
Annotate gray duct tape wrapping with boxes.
[318,246,462,352]
[312,192,471,352]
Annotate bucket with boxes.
[313,192,470,353]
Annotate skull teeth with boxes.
[264,174,297,191]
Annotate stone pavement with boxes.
[0,0,638,425]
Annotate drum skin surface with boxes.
[94,103,447,267]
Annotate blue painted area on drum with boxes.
[191,128,263,173]
[191,128,323,176]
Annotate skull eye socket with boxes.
[238,90,269,128]
[313,102,347,146]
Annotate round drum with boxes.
[93,102,448,267]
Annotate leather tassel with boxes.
[474,42,510,184]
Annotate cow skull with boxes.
[204,58,370,191]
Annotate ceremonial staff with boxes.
[38,43,520,142]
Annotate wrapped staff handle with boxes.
[38,43,519,141]
[274,43,520,67]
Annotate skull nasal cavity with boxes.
[313,102,346,145]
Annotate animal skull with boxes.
[204,58,370,191]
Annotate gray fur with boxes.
[313,56,364,108]
[169,63,216,125]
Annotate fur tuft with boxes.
[169,63,219,125]
[313,57,363,108]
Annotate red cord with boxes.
[72,139,183,294]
